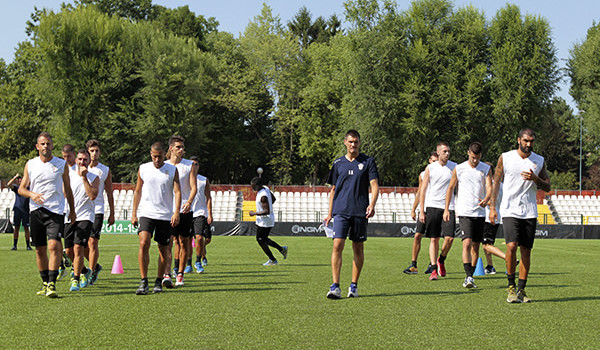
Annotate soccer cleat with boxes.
[153,283,163,294]
[90,264,102,285]
[36,282,48,296]
[162,274,174,289]
[57,265,66,281]
[485,266,497,275]
[326,284,342,299]
[136,280,149,295]
[69,278,80,292]
[429,270,439,281]
[195,262,204,274]
[175,274,184,286]
[507,286,518,303]
[11,246,17,251]
[347,283,358,298]
[26,246,32,251]
[63,250,72,268]
[463,276,476,288]
[184,265,193,274]
[281,246,288,259]
[403,265,418,274]
[517,289,531,303]
[46,282,58,298]
[437,258,446,277]
[172,267,179,277]
[424,264,434,274]
[262,259,278,266]
[202,257,208,266]
[80,269,92,288]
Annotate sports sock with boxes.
[48,270,58,283]
[196,255,202,263]
[518,279,527,291]
[507,274,516,287]
[350,282,357,287]
[431,264,438,272]
[174,259,180,269]
[333,283,340,288]
[13,238,18,247]
[187,257,192,266]
[411,260,417,267]
[95,263,102,273]
[155,277,162,285]
[485,265,493,269]
[464,263,472,277]
[74,275,80,281]
[40,270,49,283]
[141,278,148,284]
[81,267,89,274]
[439,255,446,263]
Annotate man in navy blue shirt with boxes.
[7,173,31,250]
[324,130,379,299]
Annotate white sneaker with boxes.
[175,274,184,286]
[347,284,358,298]
[463,276,476,288]
[262,259,278,266]
[326,284,342,299]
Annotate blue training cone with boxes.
[473,257,485,276]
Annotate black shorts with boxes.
[64,220,93,248]
[138,217,171,246]
[416,217,426,234]
[193,216,212,239]
[502,217,536,249]
[30,208,64,247]
[482,222,499,245]
[424,207,455,238]
[256,225,272,241]
[13,208,30,227]
[458,217,485,242]
[333,215,367,242]
[172,212,194,238]
[91,214,104,239]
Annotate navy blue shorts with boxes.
[13,208,30,227]
[333,215,367,242]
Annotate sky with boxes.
[1,0,599,110]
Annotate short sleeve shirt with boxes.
[12,185,29,212]
[326,153,379,217]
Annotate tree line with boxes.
[0,0,595,189]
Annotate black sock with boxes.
[174,259,180,269]
[95,263,102,273]
[74,275,80,281]
[507,274,516,287]
[439,255,446,264]
[155,277,162,285]
[187,257,192,266]
[27,240,31,247]
[432,264,438,272]
[485,265,493,269]
[411,260,417,267]
[464,263,472,277]
[141,277,148,284]
[48,270,58,283]
[40,270,49,283]
[333,283,340,288]
[518,279,527,291]
[81,267,89,274]
[13,238,18,247]
[196,255,202,263]
[350,282,357,287]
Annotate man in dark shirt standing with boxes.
[324,130,379,299]
[7,173,31,250]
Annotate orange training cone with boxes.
[111,255,124,274]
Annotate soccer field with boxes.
[1,234,599,349]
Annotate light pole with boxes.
[579,110,584,192]
[257,167,263,178]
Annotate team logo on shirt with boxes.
[358,163,364,171]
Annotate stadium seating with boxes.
[548,194,600,225]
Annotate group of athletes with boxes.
[14,127,549,303]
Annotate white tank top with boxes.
[255,187,274,227]
[486,182,503,224]
[424,161,456,210]
[455,161,490,217]
[192,174,208,218]
[27,156,66,215]
[168,158,193,212]
[88,162,109,214]
[499,150,544,219]
[138,162,177,221]
[67,169,97,223]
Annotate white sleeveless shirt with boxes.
[424,160,457,210]
[255,187,274,227]
[68,168,97,223]
[192,174,208,218]
[167,158,194,212]
[138,162,177,221]
[88,162,110,215]
[499,150,544,219]
[27,156,67,215]
[455,161,490,217]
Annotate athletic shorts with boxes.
[193,216,212,239]
[13,208,30,227]
[30,208,64,247]
[502,217,536,249]
[64,220,93,248]
[416,218,426,234]
[424,207,455,238]
[138,217,171,246]
[333,215,367,242]
[458,217,485,242]
[91,214,104,240]
[482,222,499,245]
[172,212,194,238]
[256,225,272,241]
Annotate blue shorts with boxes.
[13,208,30,227]
[333,215,367,242]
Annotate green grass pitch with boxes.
[1,234,599,349]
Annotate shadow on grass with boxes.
[535,296,600,303]
[81,286,287,297]
[360,290,480,298]
[493,284,573,289]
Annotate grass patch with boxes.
[1,234,599,349]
